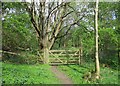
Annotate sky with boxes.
[1,0,120,2]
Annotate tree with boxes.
[99,28,118,66]
[97,2,119,67]
[94,0,100,79]
[2,2,38,52]
[24,1,89,63]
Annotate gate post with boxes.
[78,49,81,65]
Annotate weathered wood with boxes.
[49,50,78,53]
[49,58,79,60]
[78,50,80,65]
[49,62,79,65]
[50,54,79,57]
[0,50,20,55]
[49,49,80,64]
[1,50,80,64]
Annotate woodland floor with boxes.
[50,66,73,85]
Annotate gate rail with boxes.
[49,50,81,65]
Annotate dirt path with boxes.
[50,66,73,85]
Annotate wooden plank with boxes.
[49,58,59,62]
[56,57,65,63]
[49,50,78,53]
[0,50,20,55]
[49,57,79,59]
[49,58,64,63]
[50,54,79,57]
[49,58,79,63]
[74,51,79,55]
[39,55,44,62]
[49,62,79,65]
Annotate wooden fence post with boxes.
[78,49,81,65]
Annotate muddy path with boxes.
[50,66,73,85]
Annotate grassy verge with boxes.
[2,62,60,84]
[58,62,118,84]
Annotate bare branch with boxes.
[62,11,74,19]
[56,13,86,39]
[24,1,41,36]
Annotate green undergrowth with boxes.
[58,62,118,84]
[2,62,60,84]
[2,51,42,64]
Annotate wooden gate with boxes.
[1,50,81,65]
[49,50,81,65]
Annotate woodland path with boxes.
[50,66,73,85]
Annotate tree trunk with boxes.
[95,0,100,79]
[43,35,49,64]
[43,47,49,64]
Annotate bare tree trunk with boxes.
[43,35,49,64]
[43,47,49,64]
[95,0,100,79]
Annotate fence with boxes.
[1,49,82,65]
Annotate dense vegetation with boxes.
[58,63,118,84]
[2,62,60,84]
[1,1,119,85]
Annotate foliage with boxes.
[2,62,60,84]
[2,51,42,65]
[2,2,39,56]
[98,2,119,28]
[58,63,118,84]
[2,2,119,63]
[99,28,118,68]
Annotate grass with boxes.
[2,62,60,84]
[58,62,118,84]
[2,50,119,84]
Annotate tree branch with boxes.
[24,1,41,36]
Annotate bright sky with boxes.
[1,0,120,2]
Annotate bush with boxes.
[2,51,43,64]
